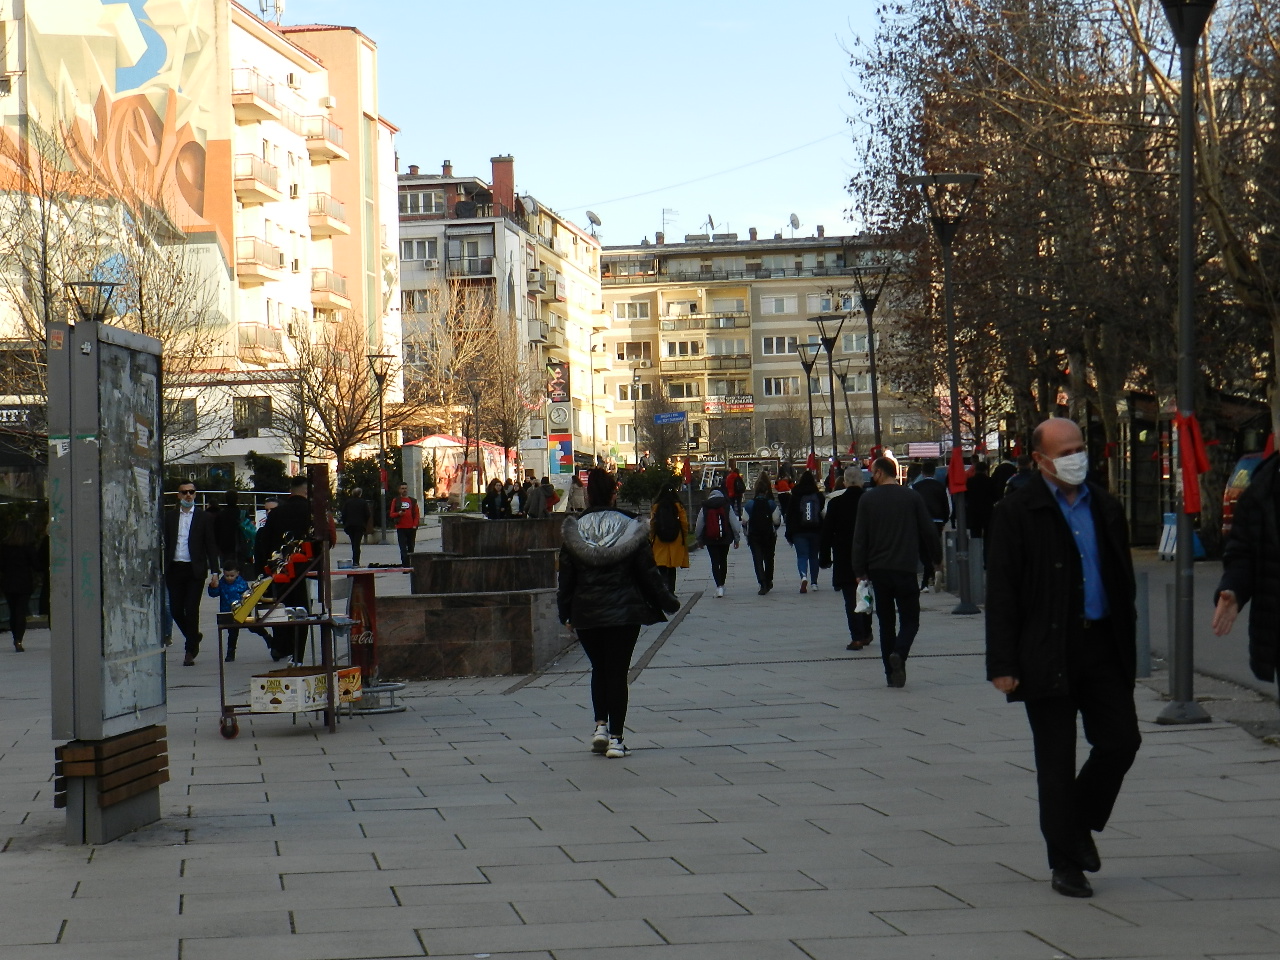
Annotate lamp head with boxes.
[808,313,846,346]
[367,352,394,384]
[797,341,820,372]
[903,173,983,244]
[1160,0,1217,47]
[66,280,119,322]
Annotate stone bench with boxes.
[409,549,556,594]
[439,515,565,556]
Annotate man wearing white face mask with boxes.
[985,417,1140,901]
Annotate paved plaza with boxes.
[3,529,1280,959]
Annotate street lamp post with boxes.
[631,368,642,467]
[367,353,394,545]
[1157,0,1216,726]
[797,342,820,469]
[465,378,486,497]
[904,172,982,616]
[809,314,847,477]
[833,358,857,456]
[852,265,891,453]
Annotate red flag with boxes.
[806,451,818,474]
[681,460,692,484]
[1174,413,1211,514]
[1011,440,1022,458]
[947,445,968,495]
[1265,433,1276,458]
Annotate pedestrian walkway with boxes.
[2,533,1280,958]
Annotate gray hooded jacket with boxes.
[558,508,680,629]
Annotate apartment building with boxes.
[600,229,915,465]
[0,1,398,482]
[397,157,604,482]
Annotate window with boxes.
[402,289,439,313]
[618,382,653,402]
[709,378,747,396]
[615,341,652,362]
[759,295,798,315]
[666,258,702,275]
[668,381,700,399]
[761,254,789,274]
[400,238,438,261]
[665,340,701,357]
[763,377,800,397]
[842,372,870,392]
[812,416,830,437]
[807,293,852,313]
[711,256,745,273]
[761,336,798,355]
[711,297,745,313]
[809,376,830,395]
[399,190,445,215]
[802,253,819,272]
[165,398,197,432]
[706,337,746,356]
[232,396,272,439]
[618,423,636,444]
[841,332,880,353]
[614,302,650,320]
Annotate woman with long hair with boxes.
[558,469,679,758]
[648,482,689,593]
[784,470,825,593]
[742,472,781,595]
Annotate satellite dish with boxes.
[586,210,602,227]
[520,196,537,216]
[706,214,716,231]
[789,213,800,230]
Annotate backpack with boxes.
[653,500,681,543]
[726,473,741,499]
[703,503,730,543]
[747,496,775,539]
[797,493,823,530]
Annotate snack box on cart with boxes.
[250,665,363,713]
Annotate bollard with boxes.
[1135,571,1151,678]
[1165,582,1176,681]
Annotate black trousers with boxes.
[748,535,776,587]
[345,528,365,568]
[396,527,417,566]
[577,624,642,738]
[657,566,677,595]
[165,563,205,656]
[838,583,873,646]
[921,522,944,586]
[705,542,730,587]
[869,569,920,679]
[1023,622,1141,870]
[5,591,28,644]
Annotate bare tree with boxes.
[478,309,542,476]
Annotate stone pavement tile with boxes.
[561,838,760,863]
[651,911,896,943]
[283,863,486,890]
[273,836,465,858]
[1093,854,1235,878]
[940,875,1185,907]
[803,860,1028,890]
[417,917,665,955]
[181,929,426,960]
[513,892,747,925]
[372,843,570,871]
[1146,872,1280,900]
[0,916,59,946]
[0,937,178,960]
[180,853,379,877]
[732,887,965,915]
[872,902,1132,935]
[393,878,608,907]
[175,886,400,915]
[553,941,811,960]
[292,900,523,933]
[599,869,825,897]
[796,930,1063,959]
[73,874,284,897]
[478,857,689,885]
[1035,922,1280,958]
[1099,833,1271,858]
[57,909,289,943]
[1104,897,1280,928]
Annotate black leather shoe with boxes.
[888,653,906,687]
[1075,834,1101,873]
[1051,867,1093,898]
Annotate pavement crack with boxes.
[643,917,671,944]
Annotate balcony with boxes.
[659,354,751,374]
[591,351,613,373]
[307,192,349,237]
[527,320,548,343]
[551,276,566,302]
[659,312,750,332]
[545,326,566,349]
[232,154,281,204]
[602,265,857,286]
[302,115,348,161]
[237,323,284,364]
[235,236,283,286]
[231,68,281,123]
[447,256,494,277]
[311,268,351,310]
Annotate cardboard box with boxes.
[250,666,363,713]
[336,666,362,703]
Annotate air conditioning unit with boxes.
[423,258,439,269]
[638,360,652,369]
[288,183,300,199]
[319,95,337,108]
[286,72,301,89]
[290,258,301,273]
[527,269,542,283]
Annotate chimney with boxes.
[442,160,453,177]
[817,225,825,238]
[774,232,783,240]
[490,155,515,214]
[408,164,419,176]
[655,231,664,245]
[749,227,757,241]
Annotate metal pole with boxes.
[1159,32,1211,724]
[940,241,979,615]
[824,341,839,468]
[838,375,856,455]
[377,386,388,545]
[803,365,816,460]
[865,299,883,451]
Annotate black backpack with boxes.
[747,496,775,539]
[797,492,823,530]
[654,500,681,543]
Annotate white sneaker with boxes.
[715,586,724,598]
[605,737,630,759]
[810,581,819,592]
[591,723,609,754]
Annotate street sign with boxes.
[653,411,686,424]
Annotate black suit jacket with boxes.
[163,507,219,580]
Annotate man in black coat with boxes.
[257,475,315,662]
[1213,453,1280,681]
[820,466,871,650]
[985,418,1140,900]
[163,482,220,665]
[341,487,371,568]
[913,458,949,592]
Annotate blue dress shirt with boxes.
[1046,477,1109,620]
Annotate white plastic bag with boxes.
[854,580,874,615]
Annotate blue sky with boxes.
[278,0,881,247]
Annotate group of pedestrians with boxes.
[481,475,587,520]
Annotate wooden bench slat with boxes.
[98,756,168,794]
[57,725,167,764]
[97,769,169,808]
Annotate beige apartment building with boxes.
[600,230,917,466]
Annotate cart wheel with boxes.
[219,717,239,739]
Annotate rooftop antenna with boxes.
[258,0,285,24]
[789,212,800,238]
[585,210,601,239]
[704,214,716,233]
[661,207,679,235]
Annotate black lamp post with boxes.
[367,353,394,545]
[67,281,119,323]
[833,358,857,456]
[852,265,890,453]
[1157,0,1216,726]
[631,368,643,467]
[465,377,486,498]
[809,314,847,474]
[904,172,982,616]
[797,342,820,467]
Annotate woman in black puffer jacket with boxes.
[558,469,679,759]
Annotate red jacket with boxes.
[389,495,420,529]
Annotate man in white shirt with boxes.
[163,483,219,665]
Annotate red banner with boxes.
[947,446,968,495]
[1174,413,1210,514]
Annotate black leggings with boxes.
[577,624,642,738]
[6,591,27,644]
